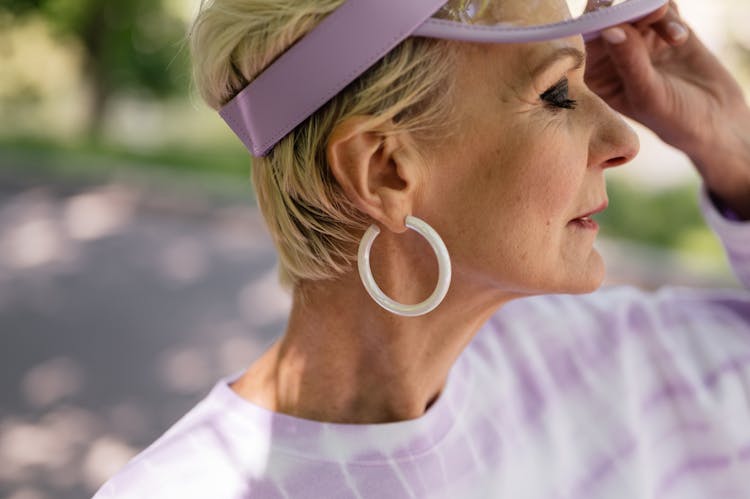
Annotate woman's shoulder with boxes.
[91,376,255,498]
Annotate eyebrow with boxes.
[531,47,586,80]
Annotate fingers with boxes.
[599,23,658,100]
[632,3,670,27]
[599,1,690,48]
[595,1,690,46]
[643,1,691,46]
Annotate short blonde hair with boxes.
[190,0,468,289]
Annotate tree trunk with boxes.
[80,2,110,140]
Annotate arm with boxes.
[698,184,750,290]
[688,111,750,221]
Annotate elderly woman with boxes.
[94,0,750,497]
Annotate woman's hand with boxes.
[584,1,750,219]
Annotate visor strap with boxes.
[219,0,447,157]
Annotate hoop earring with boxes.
[357,216,451,317]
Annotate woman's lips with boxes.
[568,200,608,230]
[573,200,609,220]
[568,217,599,230]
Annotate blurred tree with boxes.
[2,0,189,137]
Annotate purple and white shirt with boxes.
[93,185,750,498]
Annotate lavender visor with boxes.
[220,0,668,157]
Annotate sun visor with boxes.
[418,0,668,42]
[219,0,667,157]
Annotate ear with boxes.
[326,116,425,234]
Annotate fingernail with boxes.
[667,21,688,41]
[602,27,626,44]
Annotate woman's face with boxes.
[421,29,640,297]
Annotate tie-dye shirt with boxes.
[92,185,750,499]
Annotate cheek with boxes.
[430,107,592,285]
[489,145,589,277]
[450,157,577,270]
[504,142,585,228]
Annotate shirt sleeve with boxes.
[698,184,750,290]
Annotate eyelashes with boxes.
[540,77,578,110]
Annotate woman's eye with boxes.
[540,77,578,110]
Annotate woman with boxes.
[94,0,750,497]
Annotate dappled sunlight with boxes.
[0,419,73,478]
[217,333,267,374]
[21,357,85,409]
[63,186,137,242]
[107,402,151,443]
[158,236,210,285]
[0,406,139,496]
[215,205,275,255]
[0,405,100,481]
[0,176,287,497]
[40,406,104,452]
[6,488,48,499]
[2,215,68,270]
[0,185,138,274]
[155,328,269,397]
[81,436,139,492]
[158,344,215,395]
[0,187,77,271]
[237,268,292,328]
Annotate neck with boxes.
[231,230,521,424]
[233,278,517,424]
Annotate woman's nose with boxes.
[589,99,640,170]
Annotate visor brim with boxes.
[414,0,668,43]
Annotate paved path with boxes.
[0,173,738,499]
[0,176,289,499]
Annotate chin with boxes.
[565,251,606,294]
[536,250,606,295]
[498,250,606,297]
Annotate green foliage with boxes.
[0,136,251,180]
[3,0,190,131]
[0,0,43,13]
[596,180,706,248]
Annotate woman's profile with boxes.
[93,0,750,497]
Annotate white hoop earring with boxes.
[357,216,451,317]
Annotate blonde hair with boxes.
[190,0,470,289]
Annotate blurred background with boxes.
[0,0,748,497]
